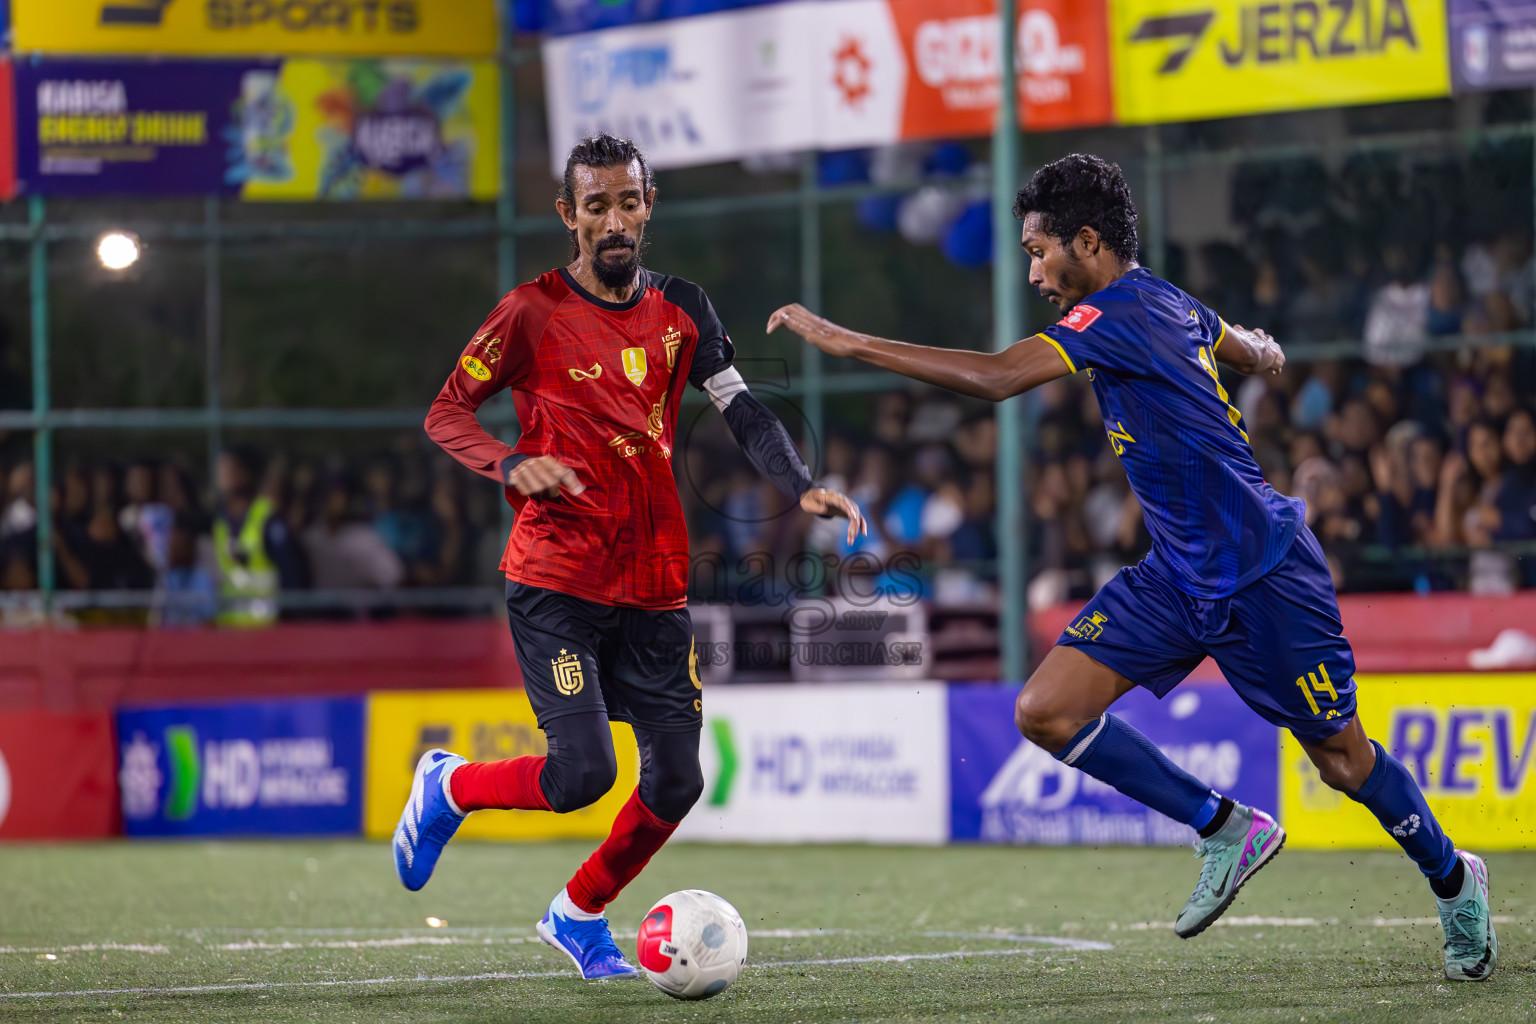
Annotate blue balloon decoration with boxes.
[925,141,972,178]
[941,201,993,268]
[856,194,902,233]
[819,149,872,186]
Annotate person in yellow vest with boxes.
[213,449,306,627]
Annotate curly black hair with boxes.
[560,134,654,259]
[1012,154,1139,260]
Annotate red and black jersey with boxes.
[426,268,735,610]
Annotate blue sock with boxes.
[1056,714,1218,827]
[1352,740,1457,882]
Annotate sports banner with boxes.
[116,698,365,837]
[364,690,640,841]
[11,0,497,58]
[0,711,118,840]
[950,682,1277,845]
[675,682,950,844]
[15,58,499,200]
[1109,0,1450,124]
[542,0,1111,174]
[1448,0,1536,90]
[1282,674,1536,850]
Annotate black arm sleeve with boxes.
[723,392,814,501]
[661,273,811,500]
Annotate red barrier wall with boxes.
[1031,591,1536,675]
[0,590,1528,714]
[0,619,524,713]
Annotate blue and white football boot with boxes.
[1440,850,1497,982]
[393,748,467,892]
[536,892,640,980]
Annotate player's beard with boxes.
[1047,247,1097,311]
[592,234,642,291]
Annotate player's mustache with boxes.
[595,235,638,255]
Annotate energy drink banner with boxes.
[1109,0,1450,124]
[950,682,1277,845]
[1282,674,1536,850]
[116,698,365,837]
[542,0,1112,174]
[15,58,499,200]
[11,0,498,58]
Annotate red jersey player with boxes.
[393,134,865,979]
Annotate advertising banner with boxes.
[542,0,1112,174]
[1449,0,1536,90]
[889,0,1112,135]
[951,682,1277,845]
[12,0,498,58]
[15,58,499,200]
[674,682,950,844]
[364,690,640,841]
[1282,674,1536,850]
[0,711,118,840]
[1109,0,1450,124]
[116,698,364,837]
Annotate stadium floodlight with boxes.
[97,231,142,271]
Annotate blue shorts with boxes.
[1056,527,1357,744]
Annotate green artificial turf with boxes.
[0,840,1530,1022]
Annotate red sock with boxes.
[566,789,678,913]
[448,757,552,813]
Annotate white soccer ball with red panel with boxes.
[636,889,748,999]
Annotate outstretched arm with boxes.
[1212,321,1285,376]
[766,303,1071,401]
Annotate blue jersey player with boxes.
[768,154,1495,982]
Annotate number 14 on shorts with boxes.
[1295,662,1341,719]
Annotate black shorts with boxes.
[505,580,702,733]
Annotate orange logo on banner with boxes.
[889,0,1112,138]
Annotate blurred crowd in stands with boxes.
[1,147,1534,623]
[0,443,506,626]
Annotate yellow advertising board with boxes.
[1109,0,1450,124]
[13,0,498,58]
[1282,674,1536,850]
[365,691,639,841]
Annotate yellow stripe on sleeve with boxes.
[1034,332,1078,374]
[1211,319,1229,354]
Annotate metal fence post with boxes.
[205,196,224,480]
[994,0,1027,682]
[29,195,53,603]
[799,149,824,463]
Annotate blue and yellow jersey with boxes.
[1036,268,1303,599]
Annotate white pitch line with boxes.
[1116,914,1519,931]
[0,944,170,955]
[0,940,1114,1000]
[215,937,540,951]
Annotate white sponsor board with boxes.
[676,682,949,844]
[541,0,904,174]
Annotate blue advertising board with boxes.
[950,682,1278,845]
[1450,0,1536,91]
[116,697,365,837]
